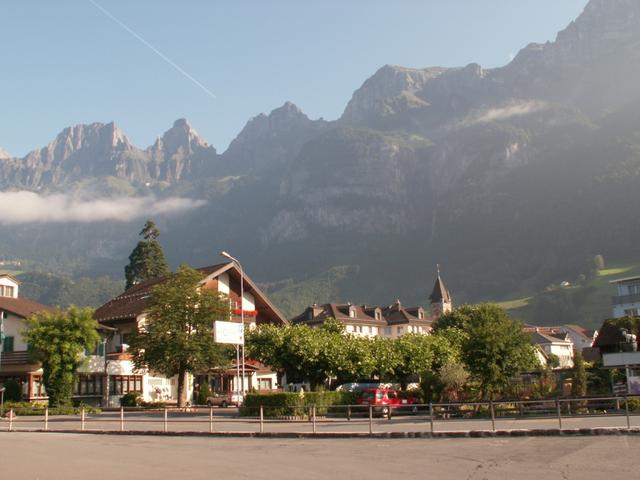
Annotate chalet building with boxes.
[291,271,452,337]
[92,262,287,407]
[0,274,54,401]
[610,276,640,318]
[523,324,597,354]
[528,330,575,369]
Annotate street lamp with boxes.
[220,251,246,404]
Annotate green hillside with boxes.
[497,261,640,330]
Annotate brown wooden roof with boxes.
[94,262,287,325]
[0,296,55,319]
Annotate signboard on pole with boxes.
[214,321,244,345]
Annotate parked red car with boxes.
[356,388,418,418]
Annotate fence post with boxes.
[312,405,316,434]
[44,407,48,431]
[120,407,124,432]
[259,405,264,434]
[490,400,496,432]
[347,405,351,421]
[369,404,373,435]
[163,407,168,433]
[429,402,434,434]
[81,407,85,431]
[209,406,214,433]
[556,399,562,430]
[625,396,631,430]
[8,408,13,432]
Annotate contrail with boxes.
[88,0,217,100]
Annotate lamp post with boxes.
[0,310,5,378]
[220,251,246,404]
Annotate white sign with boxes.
[214,321,244,345]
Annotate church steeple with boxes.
[429,265,452,319]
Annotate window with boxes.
[384,327,391,336]
[75,375,103,396]
[1,285,14,298]
[2,336,14,352]
[109,375,143,395]
[397,326,404,336]
[349,308,355,318]
[258,378,273,390]
[372,327,378,335]
[418,311,424,319]
[629,285,640,295]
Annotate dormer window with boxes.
[0,285,14,298]
[375,310,381,321]
[349,307,356,318]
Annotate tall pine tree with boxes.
[124,220,170,290]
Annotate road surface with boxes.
[0,432,637,479]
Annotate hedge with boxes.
[2,401,101,416]
[240,391,358,417]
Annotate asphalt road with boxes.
[1,409,639,434]
[0,432,638,479]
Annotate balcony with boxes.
[611,293,640,305]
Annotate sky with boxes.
[1,0,589,157]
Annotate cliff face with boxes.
[2,0,640,310]
[0,120,220,189]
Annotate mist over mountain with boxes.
[2,0,640,319]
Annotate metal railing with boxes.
[1,395,639,435]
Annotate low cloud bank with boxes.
[0,191,206,224]
[461,101,547,127]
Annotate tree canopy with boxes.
[124,219,170,290]
[246,318,458,389]
[435,303,537,399]
[24,306,100,406]
[128,265,232,407]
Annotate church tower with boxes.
[429,266,452,319]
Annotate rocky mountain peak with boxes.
[148,118,212,161]
[341,65,447,125]
[0,148,11,160]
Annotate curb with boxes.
[2,427,640,439]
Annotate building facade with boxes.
[0,274,54,401]
[611,275,640,318]
[93,262,287,406]
[291,271,452,336]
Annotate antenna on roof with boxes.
[436,263,441,276]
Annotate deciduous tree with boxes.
[128,265,231,407]
[24,306,100,406]
[436,304,537,399]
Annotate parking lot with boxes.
[0,432,638,479]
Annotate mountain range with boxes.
[2,0,640,320]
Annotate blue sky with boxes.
[1,0,589,157]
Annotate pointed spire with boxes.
[429,266,451,304]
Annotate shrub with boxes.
[120,392,142,407]
[241,391,358,417]
[2,401,100,416]
[627,398,640,412]
[3,379,23,402]
[197,383,212,406]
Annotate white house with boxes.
[529,331,575,369]
[610,275,640,318]
[93,262,287,406]
[0,274,55,400]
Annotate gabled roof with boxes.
[0,296,55,319]
[94,262,287,325]
[429,274,451,304]
[383,301,431,326]
[529,331,573,346]
[0,273,21,285]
